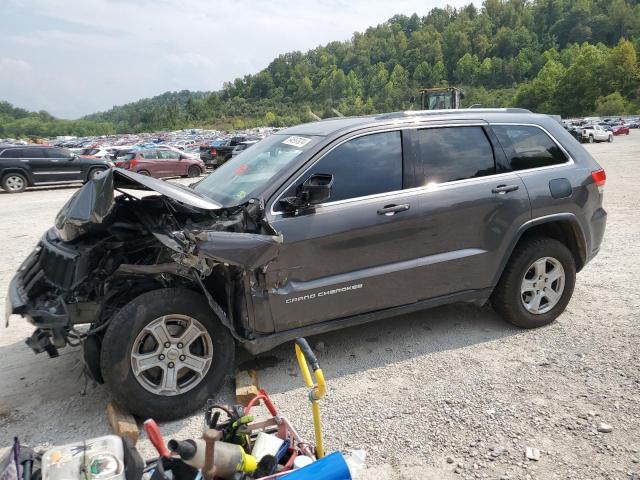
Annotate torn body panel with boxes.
[6,168,282,359]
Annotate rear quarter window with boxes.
[492,125,569,171]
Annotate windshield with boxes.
[194,134,321,206]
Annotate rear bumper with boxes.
[586,207,607,264]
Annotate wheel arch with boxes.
[494,214,588,286]
[1,167,33,186]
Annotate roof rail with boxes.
[375,108,532,120]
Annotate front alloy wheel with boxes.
[131,315,213,396]
[100,288,234,420]
[520,257,565,314]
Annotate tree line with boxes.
[3,0,640,138]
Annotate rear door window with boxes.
[159,150,179,159]
[46,148,72,158]
[416,126,496,184]
[142,151,158,159]
[286,131,403,203]
[492,125,568,170]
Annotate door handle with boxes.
[377,204,410,216]
[492,184,519,194]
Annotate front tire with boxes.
[608,135,614,143]
[187,166,201,178]
[100,288,234,420]
[491,237,576,329]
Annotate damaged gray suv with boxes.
[6,109,607,420]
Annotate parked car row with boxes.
[0,144,206,193]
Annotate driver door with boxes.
[264,130,422,332]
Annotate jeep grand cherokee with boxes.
[5,109,607,420]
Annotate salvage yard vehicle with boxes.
[200,136,259,168]
[580,124,614,143]
[114,148,205,178]
[0,145,112,193]
[6,109,607,420]
[612,125,630,136]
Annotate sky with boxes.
[0,0,472,119]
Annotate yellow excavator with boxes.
[417,87,465,110]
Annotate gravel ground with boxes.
[1,134,639,480]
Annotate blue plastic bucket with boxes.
[283,451,351,480]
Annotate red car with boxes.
[115,149,205,178]
[612,125,630,136]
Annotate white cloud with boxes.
[0,57,32,74]
[0,0,473,118]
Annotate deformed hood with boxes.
[112,169,222,210]
[55,169,222,242]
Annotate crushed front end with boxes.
[5,169,281,363]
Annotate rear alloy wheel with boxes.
[491,237,576,329]
[1,173,27,193]
[187,166,201,178]
[520,257,565,314]
[100,288,234,420]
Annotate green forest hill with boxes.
[2,0,640,138]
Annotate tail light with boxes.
[130,158,138,170]
[591,169,606,193]
[210,148,217,156]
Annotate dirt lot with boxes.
[1,134,639,480]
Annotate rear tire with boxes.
[491,237,576,329]
[100,288,234,420]
[608,135,614,143]
[588,135,594,143]
[1,173,27,193]
[137,170,151,176]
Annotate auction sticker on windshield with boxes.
[282,136,312,148]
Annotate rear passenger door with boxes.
[265,130,422,331]
[491,124,573,220]
[407,124,531,300]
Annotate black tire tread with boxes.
[100,288,234,421]
[491,236,576,329]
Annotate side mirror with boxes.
[281,173,333,211]
[301,173,333,204]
